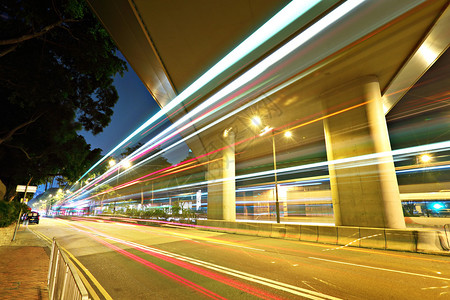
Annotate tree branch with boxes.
[60,24,80,41]
[5,144,33,160]
[0,19,78,46]
[0,44,18,57]
[0,112,44,145]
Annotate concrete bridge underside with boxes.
[87,0,449,228]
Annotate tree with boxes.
[91,183,119,214]
[0,200,28,227]
[0,0,127,199]
[47,189,65,214]
[120,142,144,159]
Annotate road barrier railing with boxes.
[48,238,90,300]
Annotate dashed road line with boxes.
[309,256,450,281]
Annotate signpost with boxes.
[12,184,38,241]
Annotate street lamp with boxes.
[419,154,432,163]
[251,116,292,223]
[107,158,132,185]
[117,159,132,181]
[122,160,131,169]
[112,159,132,213]
[251,116,262,127]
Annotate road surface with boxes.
[30,217,450,299]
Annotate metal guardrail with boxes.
[48,238,90,300]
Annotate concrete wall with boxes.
[197,220,446,253]
[62,216,447,253]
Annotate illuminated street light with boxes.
[251,116,262,127]
[259,125,273,136]
[116,159,132,186]
[433,203,443,210]
[251,117,293,223]
[109,159,116,167]
[111,159,132,214]
[122,160,131,169]
[223,127,232,138]
[420,154,432,163]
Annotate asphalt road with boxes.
[30,217,450,299]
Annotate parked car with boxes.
[26,211,40,224]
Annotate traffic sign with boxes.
[16,185,37,193]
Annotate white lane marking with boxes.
[302,281,319,292]
[309,257,450,281]
[314,277,338,288]
[322,234,382,251]
[65,221,341,300]
[126,238,339,300]
[147,246,342,300]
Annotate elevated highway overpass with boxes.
[84,0,449,229]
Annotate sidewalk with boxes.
[0,224,50,299]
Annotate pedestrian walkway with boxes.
[0,224,49,299]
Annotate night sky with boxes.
[80,53,159,155]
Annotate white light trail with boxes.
[66,0,433,205]
[67,140,450,207]
[69,0,367,200]
[77,0,321,181]
[95,0,367,179]
[156,141,450,193]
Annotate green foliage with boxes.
[101,206,113,215]
[137,207,168,219]
[122,203,197,221]
[153,208,168,219]
[402,202,416,217]
[120,143,144,159]
[0,0,127,198]
[0,201,29,227]
[171,201,182,217]
[181,207,196,220]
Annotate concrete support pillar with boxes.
[207,131,236,221]
[323,76,405,228]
